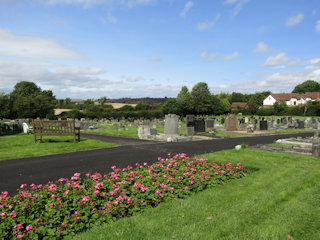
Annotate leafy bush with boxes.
[0,154,246,239]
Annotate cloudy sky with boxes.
[0,0,319,99]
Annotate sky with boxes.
[0,0,320,99]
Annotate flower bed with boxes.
[0,153,246,239]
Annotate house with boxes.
[231,102,248,110]
[263,92,320,107]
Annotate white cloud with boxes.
[224,0,250,16]
[0,28,82,60]
[41,0,153,8]
[223,51,240,60]
[316,20,320,32]
[149,57,162,62]
[263,52,290,67]
[287,59,302,67]
[126,76,144,82]
[312,10,317,15]
[197,14,221,31]
[180,1,193,17]
[101,12,117,24]
[200,51,218,62]
[310,58,320,65]
[285,13,304,27]
[253,41,268,54]
[56,66,106,75]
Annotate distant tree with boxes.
[10,81,41,98]
[191,82,212,115]
[98,96,107,105]
[273,101,289,115]
[220,98,231,114]
[210,95,224,115]
[292,80,320,93]
[230,92,245,103]
[119,105,134,112]
[162,99,180,115]
[135,102,150,111]
[0,93,14,118]
[65,98,71,105]
[247,100,258,114]
[10,81,56,118]
[176,86,194,116]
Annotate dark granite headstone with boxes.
[194,119,205,132]
[260,120,268,130]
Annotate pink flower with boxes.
[94,190,99,195]
[0,212,7,216]
[81,196,90,202]
[13,224,23,229]
[65,190,69,195]
[155,189,162,195]
[48,184,57,191]
[10,211,16,218]
[169,187,174,191]
[20,184,27,189]
[26,225,33,231]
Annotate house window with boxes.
[294,101,296,105]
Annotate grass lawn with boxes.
[73,149,320,240]
[83,123,187,138]
[0,134,117,161]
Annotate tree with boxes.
[135,102,150,111]
[273,101,288,115]
[98,96,107,105]
[247,100,258,114]
[191,82,212,115]
[10,81,41,98]
[0,93,14,118]
[292,80,320,93]
[230,92,245,103]
[176,86,194,116]
[162,99,180,115]
[220,98,231,114]
[10,81,56,118]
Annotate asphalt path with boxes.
[0,132,314,195]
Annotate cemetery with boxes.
[1,82,320,239]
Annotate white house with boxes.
[263,92,320,107]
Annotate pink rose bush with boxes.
[0,153,246,239]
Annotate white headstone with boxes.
[22,122,29,134]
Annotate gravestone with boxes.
[297,120,305,129]
[194,119,205,132]
[138,125,151,138]
[186,115,195,127]
[239,123,247,130]
[164,114,179,135]
[225,115,237,131]
[186,127,194,136]
[22,122,30,134]
[260,120,268,130]
[205,119,214,131]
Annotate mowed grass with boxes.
[84,123,186,138]
[73,149,320,240]
[0,134,117,161]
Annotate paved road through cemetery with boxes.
[0,132,314,195]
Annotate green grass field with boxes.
[73,149,320,240]
[0,134,117,161]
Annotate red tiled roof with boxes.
[271,92,320,101]
[231,102,248,109]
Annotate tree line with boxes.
[1,80,320,119]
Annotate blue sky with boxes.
[0,0,319,99]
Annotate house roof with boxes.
[231,102,248,109]
[271,92,320,101]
